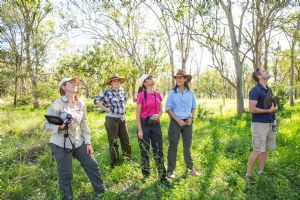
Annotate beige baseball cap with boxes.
[139,74,151,87]
[58,77,80,88]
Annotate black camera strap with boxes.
[64,126,75,153]
[154,92,157,114]
[144,91,158,117]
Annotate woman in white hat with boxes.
[44,77,106,199]
[94,73,131,168]
[136,74,171,187]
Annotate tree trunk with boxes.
[182,57,187,71]
[13,76,18,108]
[32,76,40,108]
[274,58,278,82]
[225,6,245,114]
[263,30,271,70]
[170,49,175,87]
[131,78,136,102]
[290,39,296,106]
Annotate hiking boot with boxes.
[167,172,176,179]
[258,171,264,176]
[190,168,200,176]
[160,177,171,187]
[94,184,107,198]
[245,175,256,184]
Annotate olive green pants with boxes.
[104,116,131,164]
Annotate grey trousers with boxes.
[167,119,194,173]
[50,143,104,200]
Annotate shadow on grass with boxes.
[104,180,166,200]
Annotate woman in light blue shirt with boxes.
[165,69,200,179]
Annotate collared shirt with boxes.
[43,95,91,149]
[94,87,127,116]
[165,87,196,119]
[249,83,275,123]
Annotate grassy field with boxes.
[0,99,299,200]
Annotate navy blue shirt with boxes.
[249,83,274,123]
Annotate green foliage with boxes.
[196,104,209,120]
[55,45,138,98]
[0,101,299,199]
[17,95,32,106]
[36,81,59,100]
[271,83,289,110]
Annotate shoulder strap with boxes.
[154,92,157,113]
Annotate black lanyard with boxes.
[63,126,75,153]
[144,91,158,115]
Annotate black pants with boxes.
[50,143,104,200]
[138,119,166,179]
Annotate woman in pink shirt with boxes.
[136,74,171,187]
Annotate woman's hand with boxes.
[86,144,93,156]
[151,114,160,121]
[138,129,143,139]
[104,107,110,113]
[186,117,193,126]
[177,119,187,127]
[59,124,65,130]
[59,122,75,130]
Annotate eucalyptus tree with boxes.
[69,0,168,99]
[243,0,290,70]
[0,0,25,107]
[280,12,300,106]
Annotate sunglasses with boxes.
[255,68,261,75]
[143,76,153,83]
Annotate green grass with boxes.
[0,99,299,199]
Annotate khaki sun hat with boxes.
[172,69,192,83]
[106,73,125,85]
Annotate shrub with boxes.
[17,95,32,106]
[85,101,99,112]
[196,104,209,120]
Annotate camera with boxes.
[146,116,158,126]
[264,90,279,109]
[64,114,73,125]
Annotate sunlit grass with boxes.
[0,100,299,199]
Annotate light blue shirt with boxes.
[165,88,196,119]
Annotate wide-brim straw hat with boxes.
[106,73,125,85]
[172,69,192,83]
